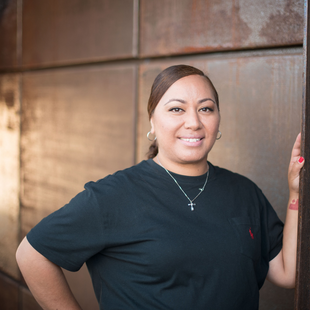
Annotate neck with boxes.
[154,156,209,176]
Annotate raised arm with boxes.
[16,237,82,310]
[267,133,304,288]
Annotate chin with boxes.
[179,155,208,165]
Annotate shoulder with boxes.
[210,164,276,219]
[84,160,150,197]
[210,163,264,201]
[212,164,257,187]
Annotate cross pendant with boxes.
[188,202,196,211]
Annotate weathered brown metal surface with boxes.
[294,0,310,309]
[138,49,302,309]
[0,74,20,280]
[22,0,137,68]
[20,64,136,309]
[0,0,18,70]
[0,272,19,310]
[21,64,136,233]
[140,0,303,57]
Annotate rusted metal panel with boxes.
[138,49,302,309]
[294,0,310,309]
[0,273,19,310]
[21,64,136,235]
[0,0,18,70]
[0,74,20,280]
[22,0,137,68]
[140,0,303,57]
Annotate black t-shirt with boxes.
[27,160,283,310]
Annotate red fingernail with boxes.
[299,157,304,163]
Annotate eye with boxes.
[169,107,184,112]
[199,107,213,112]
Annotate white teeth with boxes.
[181,138,200,142]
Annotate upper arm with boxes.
[16,237,53,273]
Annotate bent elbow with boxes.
[282,278,295,289]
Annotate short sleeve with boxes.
[27,181,108,271]
[255,188,283,289]
[260,190,283,262]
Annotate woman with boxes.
[16,65,304,310]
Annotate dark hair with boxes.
[147,64,219,159]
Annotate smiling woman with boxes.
[16,64,304,310]
[150,73,220,176]
[147,65,219,164]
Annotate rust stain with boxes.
[232,1,251,46]
[259,1,303,44]
[191,0,197,12]
[3,90,14,108]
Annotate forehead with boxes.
[159,75,214,102]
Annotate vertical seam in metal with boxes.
[132,0,139,58]
[16,0,22,67]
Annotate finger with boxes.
[290,133,302,165]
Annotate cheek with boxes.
[157,126,174,142]
[212,116,221,131]
[203,118,220,133]
[153,116,175,134]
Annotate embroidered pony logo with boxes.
[249,227,254,239]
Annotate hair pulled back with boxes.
[147,64,219,159]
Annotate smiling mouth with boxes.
[180,138,203,142]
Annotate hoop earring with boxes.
[216,131,222,140]
[147,131,157,141]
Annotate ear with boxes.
[150,118,155,134]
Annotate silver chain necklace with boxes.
[157,157,209,211]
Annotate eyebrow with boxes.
[164,98,216,105]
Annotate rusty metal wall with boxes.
[0,0,304,309]
[22,0,137,68]
[140,0,303,56]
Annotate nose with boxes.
[184,109,202,130]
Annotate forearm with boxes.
[267,193,299,288]
[16,237,82,310]
[282,193,299,285]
